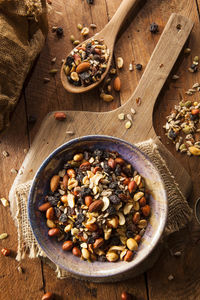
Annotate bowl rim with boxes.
[28,135,168,279]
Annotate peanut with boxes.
[73,153,83,161]
[62,240,73,251]
[139,196,146,207]
[128,180,136,193]
[141,205,151,217]
[107,158,116,169]
[72,247,81,257]
[132,212,140,224]
[82,248,90,260]
[107,216,119,229]
[67,169,76,178]
[106,251,119,262]
[80,161,91,170]
[47,219,56,228]
[63,174,68,190]
[54,112,66,121]
[46,207,54,220]
[113,76,121,92]
[124,250,133,262]
[134,235,141,243]
[48,228,60,237]
[127,238,138,251]
[93,238,104,249]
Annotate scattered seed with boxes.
[159,63,164,68]
[70,35,75,43]
[168,274,174,281]
[66,131,75,136]
[2,151,9,157]
[174,251,182,257]
[188,64,198,73]
[24,148,28,154]
[176,24,181,30]
[56,27,64,37]
[118,113,125,120]
[150,22,159,33]
[136,97,141,106]
[11,168,18,174]
[81,27,89,36]
[51,57,56,64]
[77,23,83,30]
[73,40,80,46]
[131,108,136,115]
[192,83,200,88]
[117,57,124,69]
[129,63,133,71]
[172,75,179,80]
[0,233,8,240]
[52,26,57,32]
[101,93,114,102]
[17,266,24,274]
[49,69,58,75]
[194,56,199,62]
[125,121,132,129]
[19,170,23,175]
[90,24,97,29]
[184,48,191,54]
[126,114,133,122]
[43,77,50,83]
[110,68,117,75]
[0,198,9,207]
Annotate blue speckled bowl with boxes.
[28,135,167,281]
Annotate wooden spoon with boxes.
[61,0,141,94]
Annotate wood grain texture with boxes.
[1,0,200,299]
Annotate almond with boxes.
[54,112,66,121]
[88,200,103,212]
[141,205,151,217]
[50,175,60,192]
[85,196,93,207]
[38,202,51,212]
[113,76,121,92]
[128,180,137,193]
[76,62,90,74]
[93,238,104,249]
[85,223,98,231]
[80,161,91,170]
[62,174,68,189]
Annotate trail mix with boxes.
[38,149,151,262]
[163,100,200,156]
[64,39,110,86]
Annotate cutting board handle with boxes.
[117,13,193,140]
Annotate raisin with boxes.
[190,113,198,121]
[98,255,107,262]
[103,162,111,173]
[109,236,120,246]
[168,128,177,140]
[80,187,92,197]
[54,207,61,218]
[126,230,134,238]
[56,27,64,37]
[65,56,74,67]
[59,213,68,223]
[94,149,103,158]
[109,194,120,205]
[77,213,85,223]
[105,206,116,216]
[109,182,118,189]
[122,165,133,177]
[92,232,101,239]
[115,164,122,176]
[84,151,91,160]
[47,196,59,206]
[150,22,159,33]
[136,64,142,70]
[87,237,95,244]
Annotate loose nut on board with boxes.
[53,112,66,120]
[50,175,60,192]
[113,76,121,92]
[1,248,11,256]
[121,291,132,300]
[117,57,124,69]
[42,292,54,300]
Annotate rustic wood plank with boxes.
[0,95,44,300]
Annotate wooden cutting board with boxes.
[10,13,193,203]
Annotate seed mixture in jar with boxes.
[38,149,151,262]
[163,100,200,156]
[63,39,110,86]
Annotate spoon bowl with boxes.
[195,197,200,225]
[61,0,141,93]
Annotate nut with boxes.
[70,72,79,81]
[62,240,73,251]
[117,212,125,225]
[117,57,124,69]
[121,291,132,300]
[113,76,121,92]
[141,205,151,217]
[66,193,75,208]
[80,161,91,170]
[189,146,200,156]
[88,200,103,212]
[67,169,76,178]
[102,196,110,211]
[48,228,60,237]
[72,247,81,257]
[46,207,54,220]
[93,238,104,249]
[0,197,9,207]
[73,153,83,161]
[128,181,136,193]
[118,113,125,120]
[101,93,114,102]
[68,178,78,190]
[50,175,60,192]
[106,251,119,262]
[108,158,116,169]
[38,202,52,212]
[85,196,93,207]
[124,250,133,262]
[132,212,140,224]
[82,248,90,260]
[138,219,147,229]
[54,112,66,121]
[0,233,8,240]
[134,235,141,243]
[191,108,199,115]
[70,34,75,42]
[139,196,146,207]
[64,224,72,232]
[76,62,90,74]
[125,121,132,129]
[81,27,89,36]
[77,23,83,30]
[85,223,98,232]
[42,292,54,300]
[133,192,144,201]
[127,238,138,251]
[1,248,11,256]
[107,216,119,228]
[46,219,56,228]
[63,174,69,190]
[115,157,125,165]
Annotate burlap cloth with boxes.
[0,0,48,133]
[11,139,193,280]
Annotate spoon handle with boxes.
[105,0,141,39]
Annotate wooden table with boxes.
[1,0,200,299]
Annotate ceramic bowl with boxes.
[28,135,168,281]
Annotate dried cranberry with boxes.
[109,194,120,205]
[115,164,122,176]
